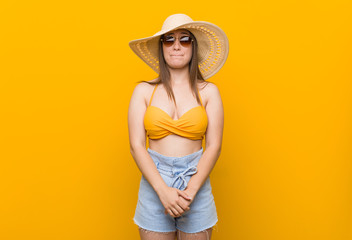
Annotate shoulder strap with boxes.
[197,88,204,107]
[149,84,158,106]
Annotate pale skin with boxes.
[128,29,224,240]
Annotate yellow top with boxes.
[144,84,208,140]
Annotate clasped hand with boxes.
[158,186,195,218]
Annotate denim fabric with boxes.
[133,147,218,233]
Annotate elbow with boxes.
[130,143,145,157]
[206,144,222,158]
[130,146,135,157]
[130,145,137,157]
[216,145,222,158]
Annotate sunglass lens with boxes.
[164,36,175,47]
[179,36,192,47]
[162,35,192,47]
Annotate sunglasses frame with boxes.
[160,35,194,47]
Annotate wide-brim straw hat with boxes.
[129,13,229,80]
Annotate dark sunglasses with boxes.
[161,35,193,47]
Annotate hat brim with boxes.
[129,21,229,80]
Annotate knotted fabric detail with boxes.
[171,166,197,190]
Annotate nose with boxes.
[173,39,181,50]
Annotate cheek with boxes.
[162,49,169,63]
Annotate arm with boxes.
[128,83,167,194]
[128,83,191,217]
[183,83,224,200]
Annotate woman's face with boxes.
[162,29,193,70]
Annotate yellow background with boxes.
[1,0,351,239]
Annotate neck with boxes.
[168,65,190,87]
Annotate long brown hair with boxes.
[138,29,210,106]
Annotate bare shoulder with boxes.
[205,82,220,94]
[131,79,158,106]
[133,81,150,94]
[133,79,157,92]
[198,81,222,106]
[198,81,220,93]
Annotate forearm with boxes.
[130,145,167,195]
[186,145,221,194]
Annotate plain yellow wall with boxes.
[1,0,351,239]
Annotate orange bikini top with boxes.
[144,84,208,140]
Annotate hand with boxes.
[182,187,197,205]
[158,186,192,218]
[163,187,198,217]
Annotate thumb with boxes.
[177,189,192,200]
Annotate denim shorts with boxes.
[133,147,218,233]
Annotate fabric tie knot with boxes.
[171,166,197,190]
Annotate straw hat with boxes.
[129,13,229,80]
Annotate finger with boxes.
[177,189,192,200]
[174,204,185,215]
[178,197,191,211]
[167,208,176,217]
[170,207,180,217]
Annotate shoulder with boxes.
[198,80,219,93]
[131,79,159,106]
[198,81,221,107]
[133,79,158,95]
[133,81,149,94]
[198,81,221,104]
[205,82,220,94]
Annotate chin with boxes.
[167,61,190,69]
[168,64,189,70]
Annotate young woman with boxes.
[128,13,229,240]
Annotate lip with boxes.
[170,55,184,57]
